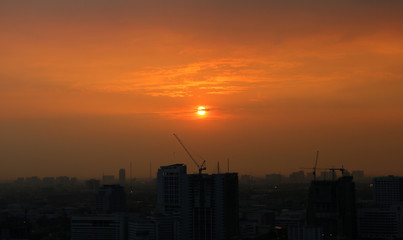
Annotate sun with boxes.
[197,106,206,116]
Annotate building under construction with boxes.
[306,175,357,240]
[156,164,239,240]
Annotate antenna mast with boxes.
[130,161,134,194]
[149,161,152,181]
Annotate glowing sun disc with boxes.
[197,106,206,115]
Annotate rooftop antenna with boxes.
[217,161,220,174]
[149,161,152,181]
[227,158,230,173]
[130,161,134,194]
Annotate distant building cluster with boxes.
[70,164,239,240]
[14,175,78,185]
[6,166,403,240]
[239,169,367,185]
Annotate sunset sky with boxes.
[1,0,403,179]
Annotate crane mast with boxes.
[300,150,320,181]
[313,151,319,181]
[173,133,206,174]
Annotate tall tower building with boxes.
[212,173,239,240]
[157,164,187,214]
[157,164,239,240]
[307,176,356,239]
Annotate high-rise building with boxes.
[157,164,239,240]
[357,205,403,239]
[373,176,403,206]
[119,168,126,185]
[357,176,403,239]
[306,176,356,239]
[96,185,126,214]
[157,164,187,214]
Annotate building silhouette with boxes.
[71,185,127,239]
[265,173,282,185]
[289,171,305,183]
[128,214,178,240]
[157,164,239,240]
[373,175,403,205]
[357,176,403,239]
[71,214,125,240]
[56,176,70,185]
[96,184,127,214]
[306,176,356,239]
[85,178,101,192]
[157,164,187,214]
[357,205,403,239]
[351,170,364,182]
[103,175,116,185]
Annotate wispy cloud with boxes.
[91,58,273,97]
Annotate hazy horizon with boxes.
[1,0,402,179]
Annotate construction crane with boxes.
[172,133,207,238]
[173,133,206,174]
[301,151,320,181]
[317,167,346,181]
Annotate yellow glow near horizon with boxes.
[197,106,206,116]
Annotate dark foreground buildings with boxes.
[71,185,127,240]
[357,176,403,239]
[96,184,127,214]
[71,164,239,240]
[306,176,357,240]
[156,164,239,240]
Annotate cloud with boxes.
[90,58,273,97]
[1,0,403,120]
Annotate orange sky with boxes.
[1,0,403,179]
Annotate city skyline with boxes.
[1,0,403,179]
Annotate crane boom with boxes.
[314,151,319,180]
[173,133,206,174]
